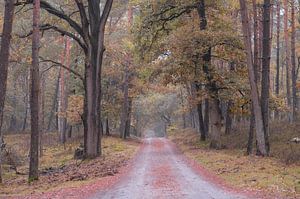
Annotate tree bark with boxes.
[58,37,67,144]
[239,0,267,156]
[204,99,209,135]
[84,0,113,158]
[275,1,281,118]
[260,0,272,155]
[0,0,15,184]
[194,83,206,140]
[39,75,45,157]
[125,99,132,137]
[105,118,110,136]
[197,0,222,149]
[291,0,297,121]
[252,0,259,81]
[47,72,60,132]
[225,62,235,135]
[22,69,31,132]
[225,100,233,135]
[120,63,130,139]
[284,0,292,114]
[29,0,40,181]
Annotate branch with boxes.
[74,0,89,42]
[18,24,87,53]
[16,0,85,39]
[40,57,84,82]
[100,0,114,28]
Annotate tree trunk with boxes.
[209,99,222,148]
[261,0,272,155]
[284,0,292,116]
[239,0,267,156]
[225,101,233,135]
[84,0,113,158]
[125,99,132,137]
[275,1,281,118]
[204,99,209,135]
[291,0,297,121]
[47,72,60,132]
[225,63,235,135]
[22,69,30,132]
[0,0,15,184]
[8,82,18,132]
[120,63,130,139]
[68,125,72,138]
[180,88,187,129]
[29,0,40,181]
[197,100,206,140]
[39,76,45,157]
[247,107,255,154]
[252,0,259,81]
[197,0,222,148]
[105,118,110,136]
[193,82,206,140]
[58,39,67,144]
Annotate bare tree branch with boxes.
[18,24,87,53]
[40,57,84,82]
[15,0,85,39]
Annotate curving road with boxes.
[91,138,247,199]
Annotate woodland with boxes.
[0,0,299,198]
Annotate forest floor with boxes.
[0,133,141,198]
[168,123,300,199]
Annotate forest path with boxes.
[91,138,248,199]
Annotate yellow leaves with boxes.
[270,93,288,112]
[122,37,135,51]
[296,82,300,89]
[66,95,84,125]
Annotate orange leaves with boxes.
[66,95,84,125]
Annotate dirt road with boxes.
[91,138,247,199]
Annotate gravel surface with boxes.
[91,138,248,199]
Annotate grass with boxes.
[0,132,140,197]
[168,123,300,199]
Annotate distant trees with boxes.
[135,0,300,156]
[0,0,16,183]
[137,0,245,149]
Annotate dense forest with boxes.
[0,0,299,198]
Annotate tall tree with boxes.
[197,0,222,148]
[275,0,281,115]
[58,37,67,144]
[291,0,297,121]
[16,0,114,158]
[261,0,272,155]
[29,0,41,181]
[247,0,260,154]
[239,0,268,156]
[0,0,16,184]
[284,0,292,114]
[120,4,133,139]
